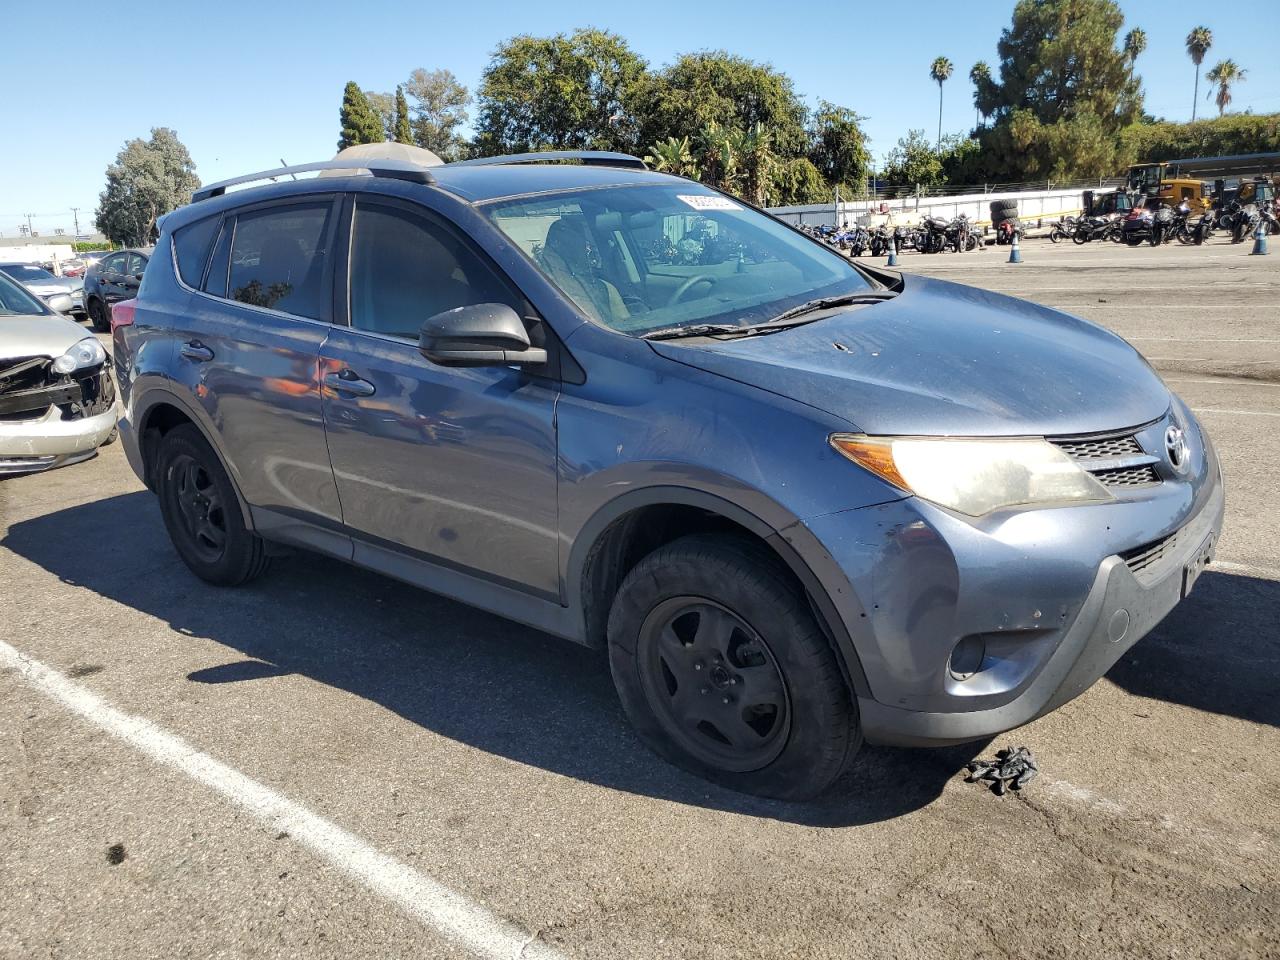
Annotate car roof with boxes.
[162,163,687,232]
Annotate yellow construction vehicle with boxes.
[1126,162,1211,211]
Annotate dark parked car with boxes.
[83,247,150,331]
[113,152,1224,799]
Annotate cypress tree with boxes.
[394,86,413,144]
[338,81,384,149]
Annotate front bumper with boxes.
[857,472,1223,745]
[799,415,1225,747]
[0,363,118,475]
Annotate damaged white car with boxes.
[0,271,118,475]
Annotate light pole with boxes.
[71,207,81,240]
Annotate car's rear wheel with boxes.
[607,534,860,800]
[156,424,269,586]
[87,298,109,333]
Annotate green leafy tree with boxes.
[1205,60,1246,116]
[938,133,984,184]
[644,136,700,179]
[1185,27,1213,122]
[969,61,993,128]
[695,121,742,194]
[881,129,943,192]
[974,0,1144,180]
[772,157,830,205]
[364,90,395,140]
[393,86,413,144]
[95,127,200,247]
[929,56,953,152]
[1123,27,1147,63]
[1121,111,1280,164]
[338,81,385,149]
[635,51,809,159]
[404,68,471,159]
[475,29,647,155]
[807,101,870,195]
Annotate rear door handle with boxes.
[324,370,376,397]
[180,340,214,362]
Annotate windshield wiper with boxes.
[765,290,897,326]
[639,290,898,342]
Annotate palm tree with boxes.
[969,61,991,128]
[930,57,954,153]
[644,136,699,179]
[1124,28,1147,63]
[1185,26,1213,121]
[1205,60,1247,116]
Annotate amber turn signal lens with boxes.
[829,435,909,490]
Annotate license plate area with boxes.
[1182,533,1214,598]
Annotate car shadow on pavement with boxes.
[1105,570,1280,727]
[2,490,1075,827]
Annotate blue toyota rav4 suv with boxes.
[115,151,1223,799]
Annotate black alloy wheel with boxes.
[636,597,790,773]
[607,534,860,799]
[169,453,228,563]
[156,424,270,586]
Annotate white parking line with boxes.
[1191,407,1280,418]
[1148,357,1280,365]
[0,640,565,960]
[1213,560,1280,581]
[1166,378,1280,387]
[1126,337,1280,343]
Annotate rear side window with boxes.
[226,203,331,319]
[172,217,219,287]
[126,252,147,277]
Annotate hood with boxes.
[650,274,1170,437]
[0,314,94,359]
[20,277,78,297]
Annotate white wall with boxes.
[0,244,78,269]
[769,186,1098,230]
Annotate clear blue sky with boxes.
[3,0,1276,238]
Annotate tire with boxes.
[101,424,119,446]
[155,424,270,586]
[87,298,109,333]
[1072,229,1089,245]
[607,534,860,800]
[1049,227,1065,243]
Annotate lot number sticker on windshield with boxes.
[678,195,741,211]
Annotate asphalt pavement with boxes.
[1,235,1276,959]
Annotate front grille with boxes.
[1093,464,1161,487]
[1055,434,1143,460]
[1122,530,1180,576]
[1050,427,1162,490]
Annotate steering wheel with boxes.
[667,273,715,306]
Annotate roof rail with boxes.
[192,159,435,203]
[446,150,648,171]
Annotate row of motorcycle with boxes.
[799,215,980,256]
[1052,198,1279,247]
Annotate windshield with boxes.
[0,271,50,316]
[1,264,57,282]
[484,184,873,336]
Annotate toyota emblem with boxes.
[1165,425,1189,472]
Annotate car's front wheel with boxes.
[156,424,270,586]
[607,534,860,800]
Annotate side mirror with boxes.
[418,303,547,368]
[46,292,74,314]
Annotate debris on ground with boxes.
[965,746,1039,795]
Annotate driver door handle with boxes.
[324,369,376,397]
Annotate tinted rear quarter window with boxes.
[226,203,332,319]
[172,217,220,287]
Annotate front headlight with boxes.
[830,434,1114,517]
[51,337,107,375]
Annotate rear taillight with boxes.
[110,298,137,331]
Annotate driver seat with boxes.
[538,216,629,324]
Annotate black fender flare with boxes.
[133,385,255,529]
[564,485,871,697]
